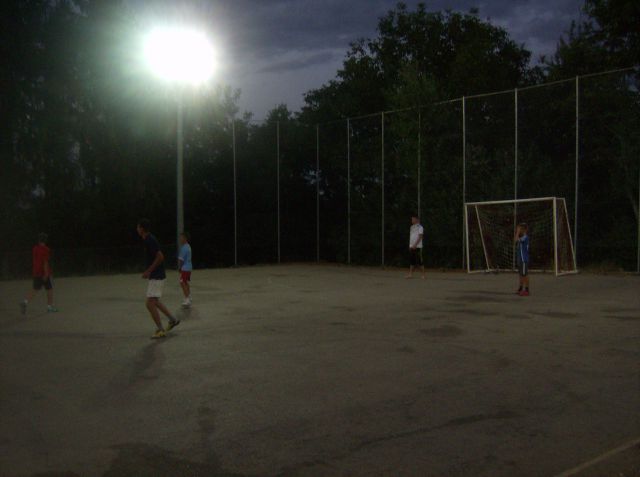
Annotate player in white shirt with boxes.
[407,215,425,279]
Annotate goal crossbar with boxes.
[465,196,557,207]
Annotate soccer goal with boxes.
[465,197,577,276]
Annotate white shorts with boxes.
[146,279,165,298]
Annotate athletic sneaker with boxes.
[20,301,27,315]
[167,319,181,331]
[47,306,59,313]
[151,330,166,339]
[181,298,192,308]
[519,290,530,297]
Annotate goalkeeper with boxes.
[514,223,530,296]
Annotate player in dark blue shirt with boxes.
[137,219,180,338]
[514,223,530,296]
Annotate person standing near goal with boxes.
[407,215,425,279]
[515,223,530,296]
[137,219,180,339]
[20,233,58,314]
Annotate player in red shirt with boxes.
[20,233,58,314]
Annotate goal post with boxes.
[465,197,577,276]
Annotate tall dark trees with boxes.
[300,3,533,123]
[1,1,637,276]
[544,0,639,266]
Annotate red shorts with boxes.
[179,271,191,283]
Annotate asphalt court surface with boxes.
[0,265,638,476]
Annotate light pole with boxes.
[143,27,216,248]
[176,95,184,245]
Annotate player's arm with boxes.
[143,251,164,278]
[178,257,184,272]
[514,226,521,243]
[412,234,423,249]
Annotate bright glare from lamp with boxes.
[143,27,216,85]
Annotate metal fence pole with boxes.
[418,109,421,218]
[232,119,238,266]
[514,88,518,201]
[276,121,281,264]
[637,161,640,273]
[513,88,519,270]
[316,124,320,263]
[575,76,580,267]
[381,112,385,267]
[347,119,351,265]
[462,96,467,269]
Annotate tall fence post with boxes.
[381,112,385,267]
[575,76,580,267]
[232,119,238,266]
[347,119,351,265]
[513,88,519,270]
[316,124,320,263]
[637,161,640,273]
[462,96,467,269]
[276,121,281,264]
[418,109,421,218]
[514,88,519,200]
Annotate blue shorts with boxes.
[517,262,528,277]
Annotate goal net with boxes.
[465,197,577,276]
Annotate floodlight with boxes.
[143,27,216,85]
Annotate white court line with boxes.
[554,437,640,477]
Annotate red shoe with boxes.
[519,290,530,296]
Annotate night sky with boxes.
[136,0,585,118]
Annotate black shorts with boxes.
[409,248,423,266]
[517,262,528,277]
[33,277,53,290]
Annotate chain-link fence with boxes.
[3,67,639,278]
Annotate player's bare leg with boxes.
[21,289,37,314]
[180,281,190,299]
[406,266,413,279]
[155,300,173,319]
[146,298,164,331]
[45,288,58,312]
[421,266,426,279]
[156,299,180,330]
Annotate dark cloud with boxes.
[256,51,341,74]
[134,0,584,117]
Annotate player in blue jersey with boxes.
[515,223,530,296]
[178,232,193,308]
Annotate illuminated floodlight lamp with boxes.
[143,27,216,85]
[142,26,217,252]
